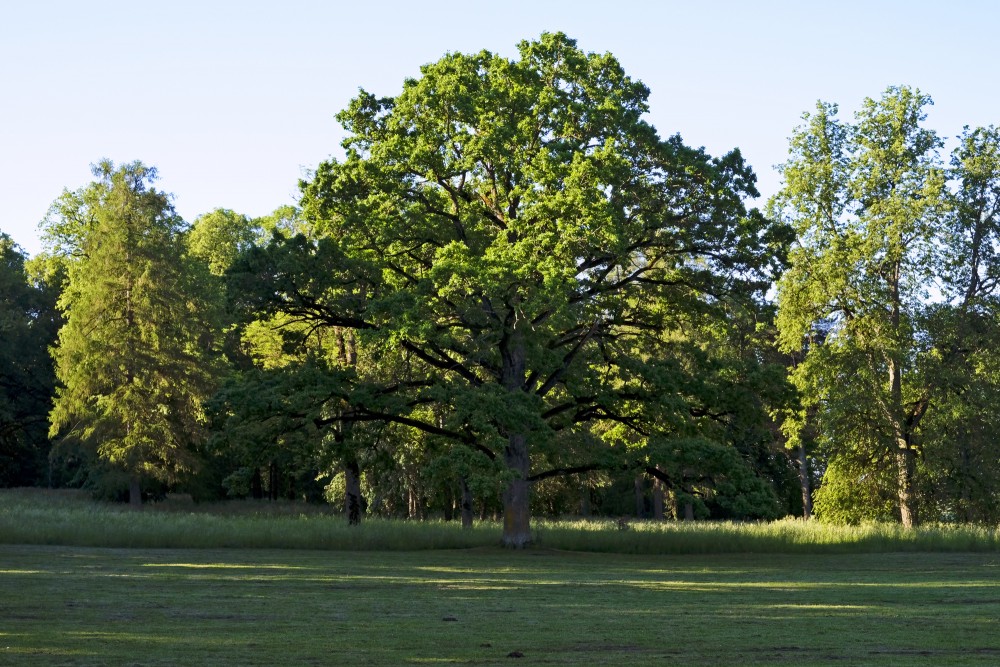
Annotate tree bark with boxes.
[502,433,531,548]
[460,477,474,529]
[251,467,263,500]
[634,475,645,518]
[652,474,665,521]
[500,325,531,548]
[344,459,363,526]
[797,444,812,520]
[888,355,919,528]
[896,445,918,528]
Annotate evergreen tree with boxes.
[45,161,217,505]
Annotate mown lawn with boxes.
[1,545,999,666]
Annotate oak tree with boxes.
[236,34,788,545]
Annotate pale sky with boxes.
[1,0,997,257]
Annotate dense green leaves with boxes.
[775,87,1000,525]
[230,33,791,544]
[7,37,999,532]
[0,234,59,486]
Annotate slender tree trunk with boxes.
[269,461,279,502]
[128,474,142,508]
[888,356,919,528]
[634,475,645,518]
[460,477,474,529]
[407,481,418,519]
[443,490,454,521]
[798,444,812,520]
[344,459,363,526]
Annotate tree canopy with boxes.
[228,32,791,545]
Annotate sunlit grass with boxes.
[2,545,999,665]
[1,488,999,553]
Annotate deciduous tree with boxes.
[235,34,788,545]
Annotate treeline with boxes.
[1,34,999,544]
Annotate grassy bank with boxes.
[2,545,999,665]
[2,488,999,554]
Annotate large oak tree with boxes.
[234,34,788,545]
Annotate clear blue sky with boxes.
[2,0,997,256]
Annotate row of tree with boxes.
[2,34,999,545]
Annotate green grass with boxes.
[1,545,999,665]
[2,488,1000,554]
[3,489,1000,665]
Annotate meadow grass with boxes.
[1,488,999,554]
[1,545,999,665]
[3,489,1000,665]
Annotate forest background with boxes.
[3,2,1000,548]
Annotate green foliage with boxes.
[0,234,60,486]
[44,161,219,498]
[775,89,1000,525]
[231,33,792,541]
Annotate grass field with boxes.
[2,545,999,666]
[2,489,1000,665]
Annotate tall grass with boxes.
[2,488,998,553]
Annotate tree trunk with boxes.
[888,356,919,528]
[634,475,645,518]
[652,473,665,521]
[128,474,142,508]
[251,467,263,500]
[407,481,418,520]
[269,461,279,501]
[502,433,531,548]
[344,459,363,526]
[500,324,531,548]
[798,444,812,520]
[896,445,918,528]
[460,477,474,529]
[683,500,695,522]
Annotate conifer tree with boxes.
[46,161,216,505]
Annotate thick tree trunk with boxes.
[344,459,363,526]
[502,433,531,548]
[460,477,474,529]
[797,444,812,520]
[128,474,142,508]
[500,325,531,548]
[683,500,695,522]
